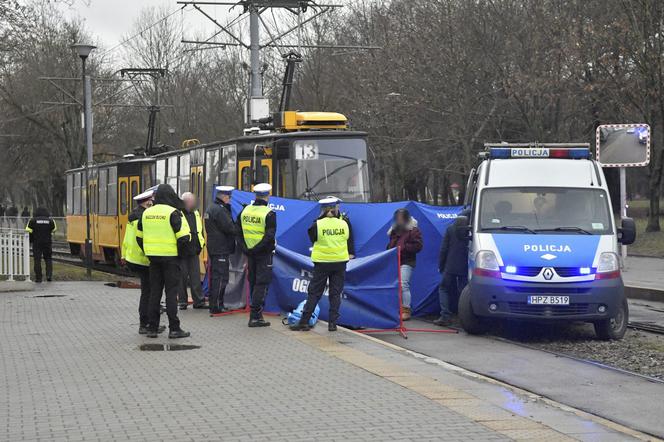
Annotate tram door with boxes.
[237,159,272,194]
[118,177,130,246]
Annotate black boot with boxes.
[289,322,311,331]
[140,325,165,335]
[248,317,271,327]
[168,329,191,339]
[328,323,337,332]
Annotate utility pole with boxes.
[177,1,378,126]
[71,43,96,278]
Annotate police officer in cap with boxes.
[290,196,355,332]
[136,184,192,339]
[237,183,276,327]
[205,185,236,315]
[25,207,56,283]
[121,186,164,335]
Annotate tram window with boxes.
[98,169,107,215]
[205,148,220,206]
[220,145,237,186]
[66,174,73,215]
[73,173,81,215]
[278,159,294,198]
[167,156,178,191]
[107,167,117,216]
[130,180,138,211]
[156,159,166,185]
[198,171,203,205]
[241,166,252,191]
[142,164,154,189]
[191,172,196,196]
[120,181,128,215]
[179,155,190,194]
[259,165,270,184]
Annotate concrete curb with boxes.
[0,280,35,292]
[625,284,664,301]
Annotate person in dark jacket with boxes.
[121,187,160,334]
[7,206,18,217]
[21,207,30,218]
[178,192,206,310]
[236,183,276,327]
[434,209,471,326]
[137,184,192,339]
[25,207,56,282]
[0,205,5,217]
[205,185,236,315]
[387,208,423,321]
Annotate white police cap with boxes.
[253,183,272,196]
[319,196,341,207]
[215,185,235,195]
[133,186,156,202]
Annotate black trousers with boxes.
[301,262,346,325]
[33,242,52,282]
[147,256,181,331]
[128,263,151,327]
[178,254,204,307]
[208,254,230,309]
[247,252,273,319]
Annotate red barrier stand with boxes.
[357,247,457,339]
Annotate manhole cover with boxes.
[138,344,200,351]
[32,295,66,298]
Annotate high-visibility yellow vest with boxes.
[122,219,150,266]
[311,216,350,263]
[139,204,191,257]
[193,210,205,248]
[240,204,271,250]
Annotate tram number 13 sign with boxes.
[294,141,319,160]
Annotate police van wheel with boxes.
[594,298,628,341]
[458,286,487,335]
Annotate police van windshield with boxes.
[479,187,613,235]
[292,138,370,202]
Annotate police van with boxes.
[456,143,636,340]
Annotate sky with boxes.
[58,0,232,52]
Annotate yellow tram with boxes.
[65,156,155,263]
[65,111,371,265]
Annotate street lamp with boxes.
[71,43,96,277]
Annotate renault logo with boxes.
[542,267,554,280]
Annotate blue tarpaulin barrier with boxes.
[227,190,463,326]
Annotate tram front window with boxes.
[293,138,370,202]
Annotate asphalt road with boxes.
[599,128,647,165]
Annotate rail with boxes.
[0,229,31,281]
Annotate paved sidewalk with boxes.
[623,256,664,291]
[0,282,651,441]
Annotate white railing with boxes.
[0,229,31,281]
[0,216,67,243]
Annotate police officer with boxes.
[121,187,163,335]
[178,192,206,310]
[25,207,56,283]
[205,185,236,315]
[237,183,276,327]
[290,196,354,332]
[136,184,192,339]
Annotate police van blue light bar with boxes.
[487,146,591,159]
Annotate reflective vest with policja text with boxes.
[139,204,191,257]
[122,218,150,266]
[241,204,271,250]
[311,216,350,263]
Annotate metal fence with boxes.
[0,216,67,243]
[0,229,31,281]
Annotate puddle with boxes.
[138,344,201,351]
[32,295,66,298]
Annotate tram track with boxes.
[50,249,135,278]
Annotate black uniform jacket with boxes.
[438,222,469,276]
[26,217,55,245]
[205,200,236,255]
